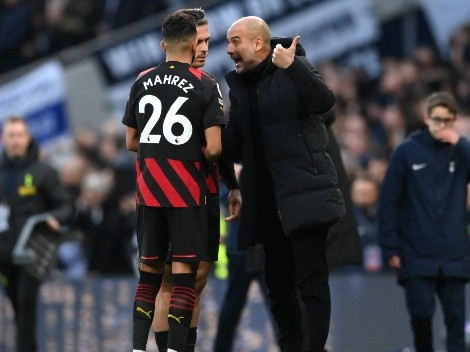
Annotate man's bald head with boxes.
[230,16,271,44]
[226,16,272,73]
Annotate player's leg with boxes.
[167,260,199,352]
[133,206,167,352]
[184,193,220,350]
[154,262,172,350]
[166,206,208,352]
[154,198,213,351]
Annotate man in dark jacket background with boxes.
[379,92,470,352]
[0,116,74,352]
[223,16,345,352]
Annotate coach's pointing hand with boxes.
[272,36,300,69]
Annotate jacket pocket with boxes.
[321,146,338,185]
[298,132,318,174]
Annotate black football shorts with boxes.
[137,204,209,264]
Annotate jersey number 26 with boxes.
[139,95,192,145]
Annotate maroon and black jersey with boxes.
[206,163,219,194]
[122,62,225,207]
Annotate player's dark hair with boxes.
[426,92,458,115]
[175,8,208,26]
[162,12,197,42]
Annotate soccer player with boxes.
[152,9,241,352]
[122,11,226,352]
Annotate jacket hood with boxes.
[270,36,306,57]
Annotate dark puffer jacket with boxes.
[0,141,74,262]
[223,37,345,249]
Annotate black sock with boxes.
[155,330,168,352]
[184,327,197,352]
[167,273,196,351]
[133,270,163,351]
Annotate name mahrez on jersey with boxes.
[143,74,194,93]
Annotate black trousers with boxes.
[260,204,330,352]
[0,262,41,352]
[213,255,273,351]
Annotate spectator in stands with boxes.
[75,170,135,276]
[351,176,381,273]
[56,153,92,279]
[47,0,106,53]
[323,111,363,269]
[58,153,91,200]
[448,24,470,114]
[97,0,169,34]
[0,0,46,74]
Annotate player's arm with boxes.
[122,79,140,152]
[126,126,139,152]
[204,125,222,162]
[201,77,225,163]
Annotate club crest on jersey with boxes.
[143,74,194,93]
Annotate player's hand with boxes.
[46,216,61,233]
[225,188,242,222]
[388,255,401,269]
[272,36,300,69]
[434,127,460,145]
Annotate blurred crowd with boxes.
[48,119,138,278]
[0,0,175,74]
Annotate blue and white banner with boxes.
[0,60,70,146]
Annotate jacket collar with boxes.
[1,140,39,168]
[410,128,449,147]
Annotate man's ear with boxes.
[160,40,166,53]
[423,114,431,127]
[254,37,263,52]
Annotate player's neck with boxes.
[166,53,193,65]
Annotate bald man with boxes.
[222,17,343,352]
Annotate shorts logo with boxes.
[168,314,184,324]
[136,307,153,319]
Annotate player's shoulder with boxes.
[188,67,218,82]
[136,66,157,80]
[199,68,217,80]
